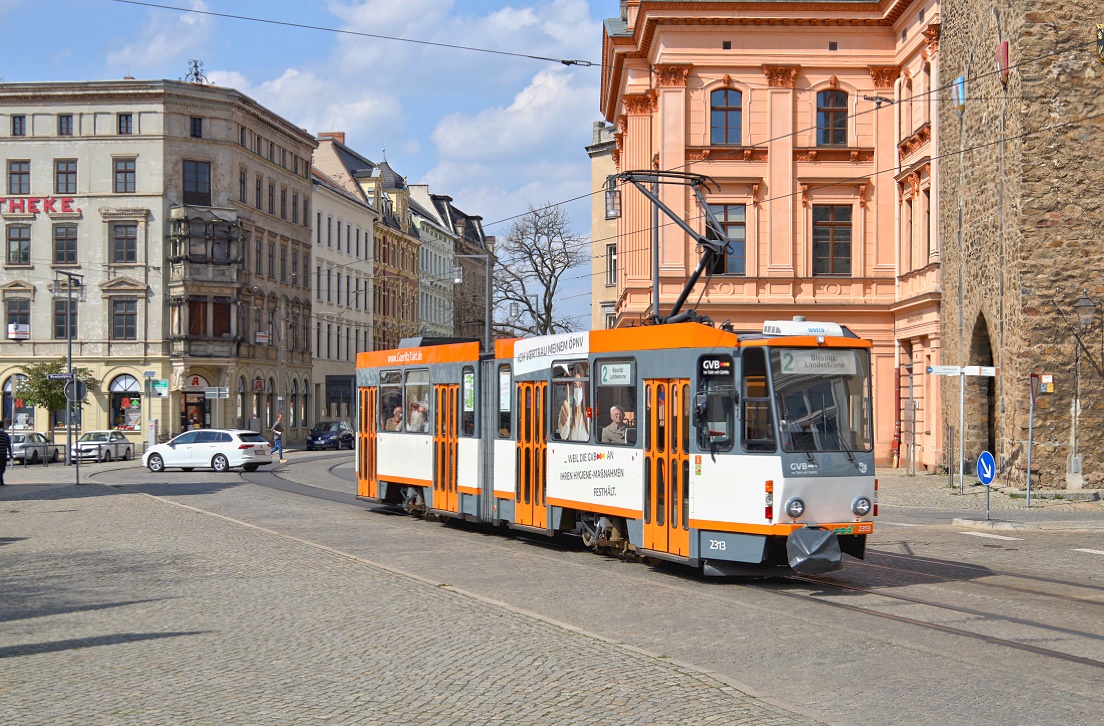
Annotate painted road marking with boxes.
[1073,548,1104,555]
[961,532,1024,541]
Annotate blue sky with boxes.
[0,0,610,318]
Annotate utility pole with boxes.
[56,270,83,483]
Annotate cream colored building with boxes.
[588,121,618,330]
[0,79,316,446]
[310,166,376,422]
[599,0,941,467]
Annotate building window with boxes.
[605,312,616,329]
[710,88,742,145]
[291,192,299,224]
[111,223,138,264]
[327,216,332,247]
[190,117,203,138]
[255,238,263,275]
[7,298,29,328]
[11,115,26,136]
[8,161,30,194]
[118,113,133,135]
[816,90,848,146]
[183,160,212,205]
[55,160,77,194]
[255,175,262,209]
[327,269,333,302]
[58,114,73,136]
[239,169,247,202]
[280,246,288,282]
[240,126,247,146]
[303,198,310,226]
[112,299,138,340]
[293,156,299,174]
[291,250,299,285]
[267,243,276,280]
[54,224,78,264]
[316,266,322,300]
[109,374,142,429]
[54,299,77,339]
[280,188,287,219]
[812,204,852,275]
[707,203,746,275]
[303,253,310,290]
[605,243,617,286]
[268,182,275,214]
[6,225,30,265]
[114,159,136,193]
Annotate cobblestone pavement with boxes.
[1,474,812,725]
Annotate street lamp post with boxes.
[1069,291,1097,487]
[453,252,493,354]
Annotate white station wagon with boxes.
[143,429,272,473]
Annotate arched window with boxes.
[110,374,142,430]
[290,379,298,428]
[710,88,742,145]
[3,375,34,430]
[237,378,247,429]
[302,379,311,429]
[816,90,848,146]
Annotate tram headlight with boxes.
[784,497,805,518]
[852,496,873,517]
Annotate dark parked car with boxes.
[306,420,354,450]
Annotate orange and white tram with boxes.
[354,317,876,576]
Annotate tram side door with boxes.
[514,381,547,528]
[358,386,378,499]
[433,384,459,513]
[643,379,690,557]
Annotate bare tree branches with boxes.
[493,204,587,337]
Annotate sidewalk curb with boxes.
[952,517,1104,532]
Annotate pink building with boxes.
[598,0,942,467]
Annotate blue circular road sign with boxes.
[976,450,996,485]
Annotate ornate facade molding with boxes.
[686,147,768,162]
[762,65,799,88]
[898,123,931,160]
[922,23,941,53]
[793,148,874,163]
[801,184,810,208]
[858,183,868,208]
[750,184,760,206]
[722,74,733,87]
[654,65,690,88]
[829,75,840,89]
[868,66,901,89]
[623,91,657,115]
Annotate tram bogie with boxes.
[355,319,876,577]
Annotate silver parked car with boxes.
[71,430,134,462]
[11,432,63,463]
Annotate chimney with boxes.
[318,131,345,145]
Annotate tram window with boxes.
[551,361,590,442]
[741,348,777,452]
[498,365,512,437]
[595,359,636,446]
[461,367,476,436]
[404,369,430,433]
[379,370,403,432]
[696,354,735,452]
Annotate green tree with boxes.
[15,358,100,434]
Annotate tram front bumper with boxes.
[786,527,843,574]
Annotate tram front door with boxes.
[358,386,378,499]
[433,384,458,513]
[643,379,690,557]
[515,381,547,528]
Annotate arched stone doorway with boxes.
[968,315,997,466]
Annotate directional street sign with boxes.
[204,387,230,399]
[64,380,88,402]
[927,365,999,377]
[927,365,962,375]
[47,372,74,380]
[976,450,996,486]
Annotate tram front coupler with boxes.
[786,525,843,574]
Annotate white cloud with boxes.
[105,0,214,74]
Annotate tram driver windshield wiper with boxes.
[824,407,856,462]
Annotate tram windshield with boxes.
[770,348,872,454]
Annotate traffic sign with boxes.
[64,380,88,402]
[927,365,999,377]
[976,450,996,486]
[204,387,230,399]
[47,372,74,380]
[927,365,962,375]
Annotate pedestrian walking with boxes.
[272,413,286,463]
[0,420,11,486]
